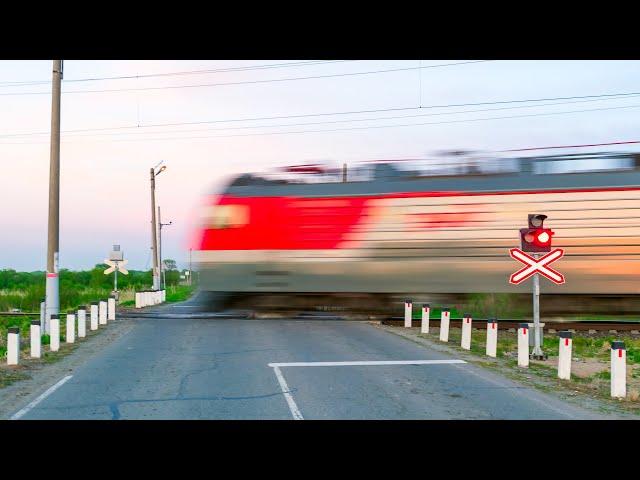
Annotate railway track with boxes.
[382,317,640,332]
[5,310,640,332]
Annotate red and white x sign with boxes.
[509,248,565,285]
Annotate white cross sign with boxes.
[104,259,129,275]
[509,248,565,285]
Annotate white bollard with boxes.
[439,308,450,342]
[50,314,60,352]
[162,289,166,302]
[517,323,529,367]
[77,308,86,338]
[143,290,149,307]
[90,302,99,331]
[30,320,41,358]
[611,341,627,399]
[486,319,498,358]
[7,327,20,365]
[404,299,412,328]
[135,291,142,309]
[420,304,430,334]
[108,296,116,321]
[99,300,107,325]
[66,312,75,344]
[461,313,472,350]
[558,331,572,380]
[40,299,45,330]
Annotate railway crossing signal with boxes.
[510,214,565,361]
[509,248,565,285]
[519,214,554,253]
[103,245,128,299]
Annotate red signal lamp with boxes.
[520,227,554,252]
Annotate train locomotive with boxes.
[191,151,640,307]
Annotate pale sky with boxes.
[0,60,639,271]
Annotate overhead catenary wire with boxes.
[0,60,356,88]
[0,60,491,96]
[3,89,640,139]
[8,102,638,144]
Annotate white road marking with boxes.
[269,359,466,368]
[269,359,465,419]
[10,375,73,420]
[271,366,304,420]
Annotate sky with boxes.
[0,60,639,272]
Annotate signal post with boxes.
[510,214,565,360]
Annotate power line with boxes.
[35,94,640,139]
[2,89,640,139]
[0,61,491,97]
[0,60,355,88]
[4,102,639,145]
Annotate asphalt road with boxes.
[10,298,611,420]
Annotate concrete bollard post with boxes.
[66,311,76,344]
[611,341,627,399]
[77,308,87,338]
[142,290,149,307]
[50,314,60,352]
[162,289,166,302]
[30,320,41,358]
[558,331,572,380]
[421,304,430,334]
[517,323,529,367]
[461,313,472,350]
[7,327,20,365]
[486,319,498,358]
[135,291,141,309]
[90,302,99,331]
[99,300,107,325]
[108,296,116,321]
[404,299,412,328]
[439,308,450,342]
[40,298,45,330]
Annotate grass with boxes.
[412,323,640,412]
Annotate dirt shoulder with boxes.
[373,323,640,419]
[0,318,135,419]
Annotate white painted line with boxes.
[272,366,304,420]
[10,375,73,420]
[268,359,466,368]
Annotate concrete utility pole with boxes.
[150,163,166,290]
[45,60,63,333]
[158,206,172,289]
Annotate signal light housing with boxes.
[520,227,554,252]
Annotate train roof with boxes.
[224,151,640,197]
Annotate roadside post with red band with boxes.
[421,304,430,334]
[90,302,99,331]
[611,341,626,398]
[558,331,572,380]
[7,327,20,365]
[99,300,107,325]
[66,311,75,344]
[509,248,565,285]
[439,308,450,342]
[461,313,472,350]
[404,300,412,328]
[50,314,60,352]
[517,323,529,367]
[486,319,498,358]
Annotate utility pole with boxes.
[150,163,166,290]
[342,163,347,182]
[45,60,63,334]
[158,206,172,289]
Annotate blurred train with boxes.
[191,151,640,306]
